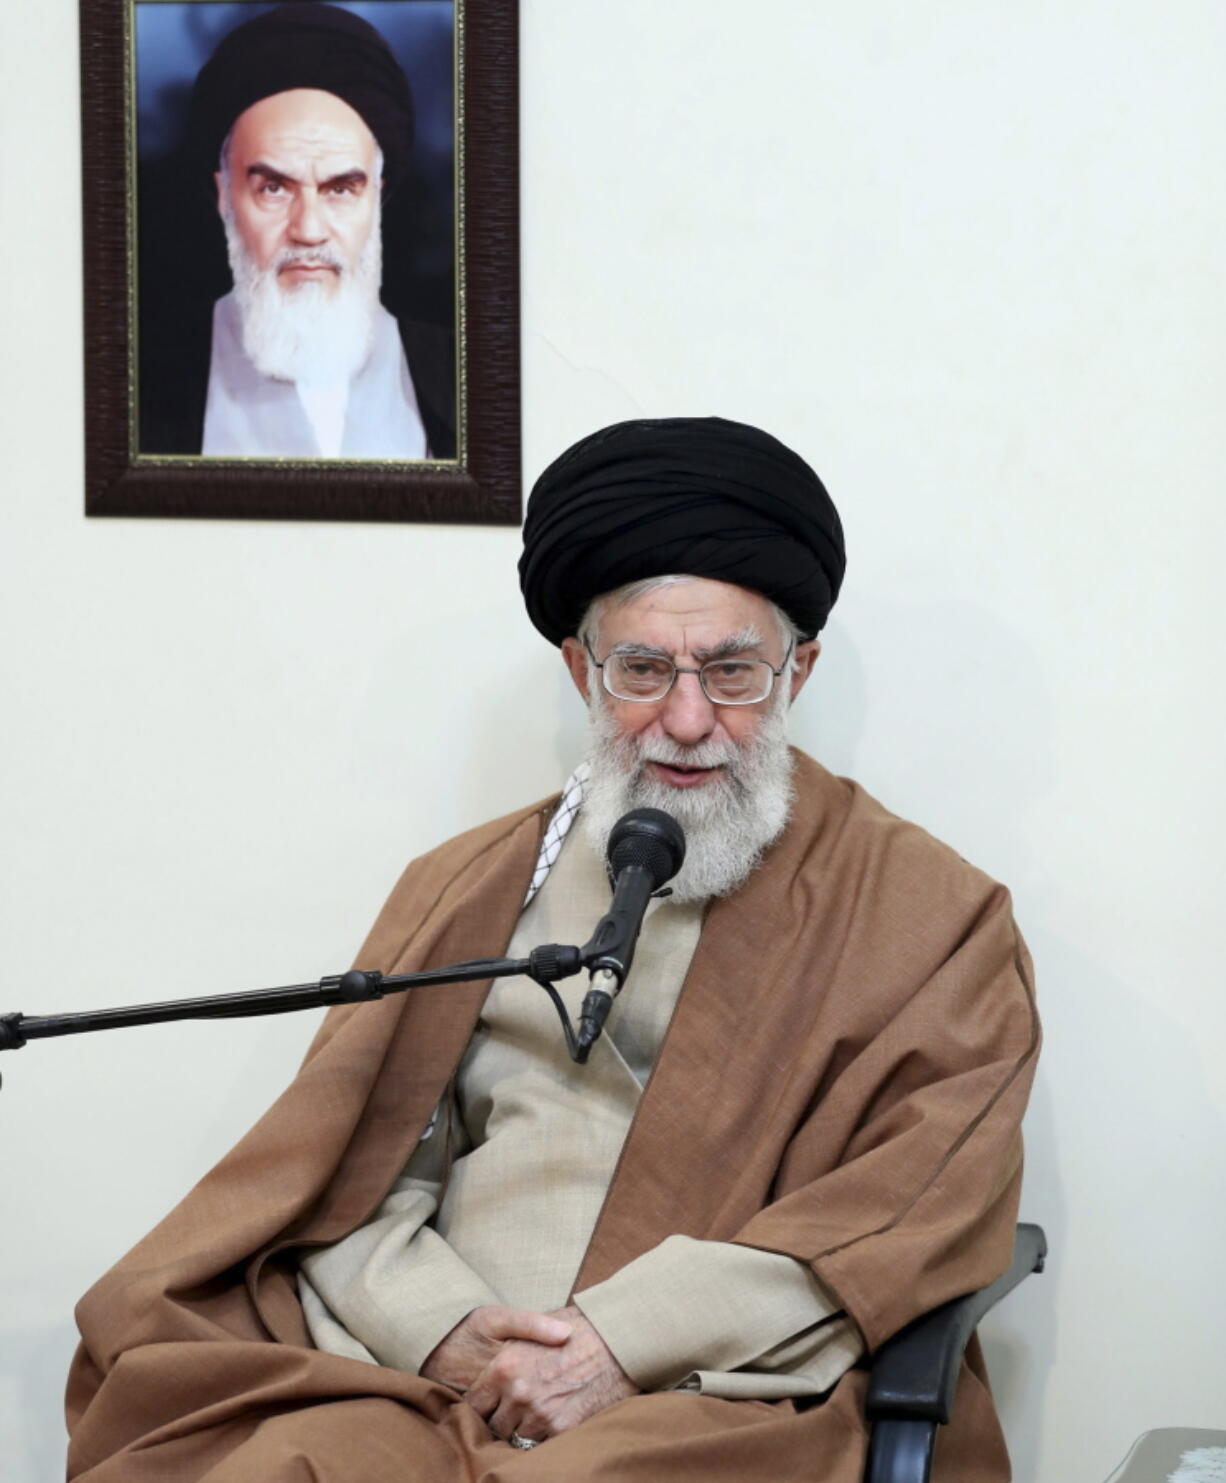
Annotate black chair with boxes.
[862,1222,1048,1483]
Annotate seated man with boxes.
[67,418,1039,1482]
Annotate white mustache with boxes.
[634,738,741,770]
[273,249,344,276]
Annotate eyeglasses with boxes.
[585,639,793,706]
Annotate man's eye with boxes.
[625,660,665,677]
[710,662,751,678]
[257,180,285,196]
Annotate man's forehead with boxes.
[229,89,377,166]
[598,578,777,649]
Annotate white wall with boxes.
[2,2,1223,1479]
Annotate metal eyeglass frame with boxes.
[583,638,794,706]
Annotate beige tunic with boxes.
[300,827,861,1397]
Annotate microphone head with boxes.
[606,808,686,890]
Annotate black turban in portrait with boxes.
[519,417,846,645]
[188,3,415,188]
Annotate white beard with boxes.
[579,692,795,904]
[221,197,382,386]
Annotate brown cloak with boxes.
[66,751,1039,1482]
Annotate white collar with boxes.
[523,764,589,908]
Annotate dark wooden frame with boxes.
[81,0,520,525]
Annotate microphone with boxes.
[575,809,686,1058]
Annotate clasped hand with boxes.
[420,1303,639,1443]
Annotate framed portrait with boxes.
[81,0,520,524]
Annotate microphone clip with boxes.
[525,942,584,984]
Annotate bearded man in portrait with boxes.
[136,4,455,461]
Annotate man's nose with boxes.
[288,189,328,245]
[658,671,717,747]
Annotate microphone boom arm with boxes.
[0,945,587,1056]
[0,811,686,1074]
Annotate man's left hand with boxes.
[463,1304,640,1443]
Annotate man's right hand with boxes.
[419,1306,572,1393]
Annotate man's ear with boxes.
[560,637,593,704]
[789,639,821,702]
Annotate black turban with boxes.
[519,417,846,645]
[188,3,414,189]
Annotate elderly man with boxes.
[139,4,454,459]
[67,419,1039,1482]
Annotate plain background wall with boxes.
[2,2,1223,1479]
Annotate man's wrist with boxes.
[406,1298,489,1377]
[570,1286,673,1391]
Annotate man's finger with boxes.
[465,1352,514,1418]
[488,1395,528,1443]
[464,1377,497,1419]
[480,1308,571,1345]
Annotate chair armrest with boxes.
[865,1222,1047,1425]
